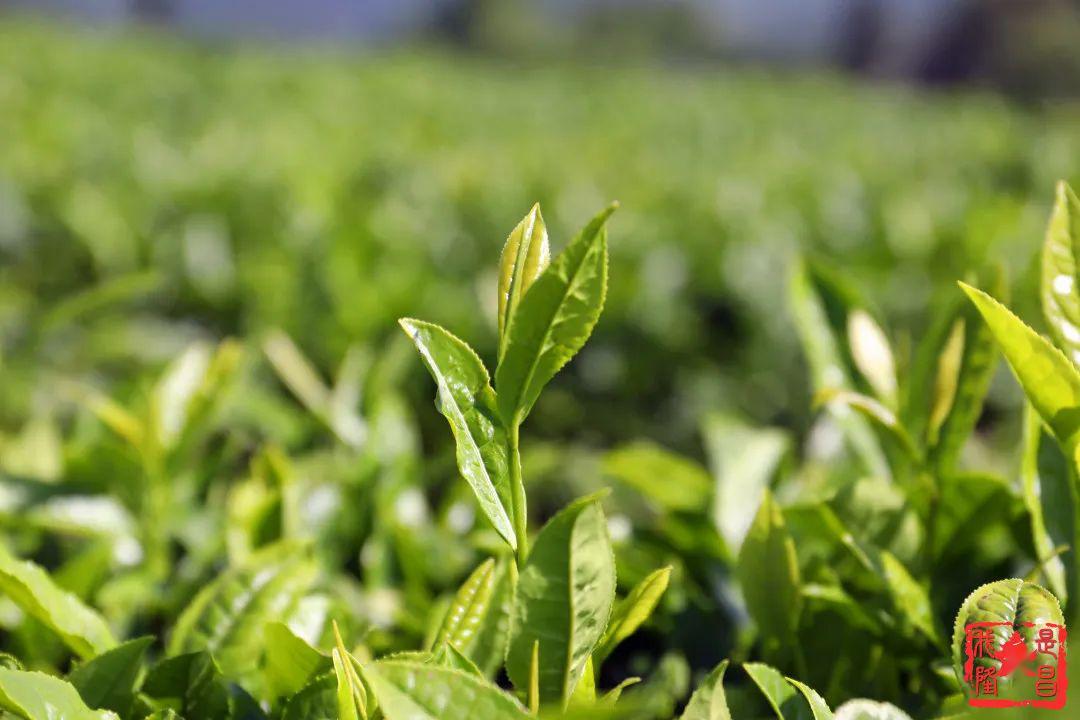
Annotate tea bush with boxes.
[0,20,1079,720]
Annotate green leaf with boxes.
[598,677,640,708]
[280,673,338,720]
[0,543,116,659]
[567,656,596,707]
[926,318,965,445]
[789,261,888,477]
[800,584,881,634]
[786,678,833,720]
[878,551,939,645]
[0,668,118,720]
[928,271,1003,473]
[333,648,367,720]
[434,558,515,676]
[264,621,330,699]
[603,441,711,512]
[1021,405,1076,604]
[435,558,497,653]
[834,700,912,720]
[142,652,230,720]
[68,636,152,716]
[1041,181,1080,363]
[743,663,802,720]
[399,318,517,550]
[960,282,1080,449]
[363,659,531,720]
[499,204,550,352]
[594,566,671,665]
[428,642,485,678]
[737,491,802,644]
[168,542,317,692]
[847,310,897,407]
[495,204,614,426]
[702,413,789,553]
[951,578,1065,698]
[507,494,617,706]
[679,660,731,720]
[814,389,919,461]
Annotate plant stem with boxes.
[509,423,529,566]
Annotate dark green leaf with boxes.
[68,636,153,715]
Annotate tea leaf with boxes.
[879,551,939,645]
[168,542,317,691]
[950,579,1064,697]
[496,205,614,427]
[603,441,711,512]
[928,271,1003,473]
[68,636,152,715]
[594,566,671,665]
[428,642,485,678]
[435,558,497,653]
[599,677,641,707]
[1041,181,1080,363]
[1020,405,1075,603]
[435,557,515,676]
[737,492,802,644]
[363,659,531,720]
[280,673,338,720]
[142,652,231,720]
[679,660,731,720]
[0,668,119,720]
[333,647,367,720]
[507,494,617,706]
[960,282,1080,449]
[847,310,897,407]
[786,677,834,720]
[399,318,517,549]
[743,662,801,719]
[702,413,789,553]
[499,204,550,352]
[264,622,330,699]
[789,261,888,477]
[0,543,116,659]
[814,389,919,461]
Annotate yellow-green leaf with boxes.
[960,282,1080,449]
[363,660,530,720]
[1041,181,1080,363]
[496,205,614,427]
[594,566,671,665]
[499,204,550,352]
[0,543,115,659]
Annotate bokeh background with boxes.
[0,0,1079,714]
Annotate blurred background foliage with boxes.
[0,3,1078,715]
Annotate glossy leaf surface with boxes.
[507,495,616,705]
[496,205,614,426]
[400,318,516,549]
